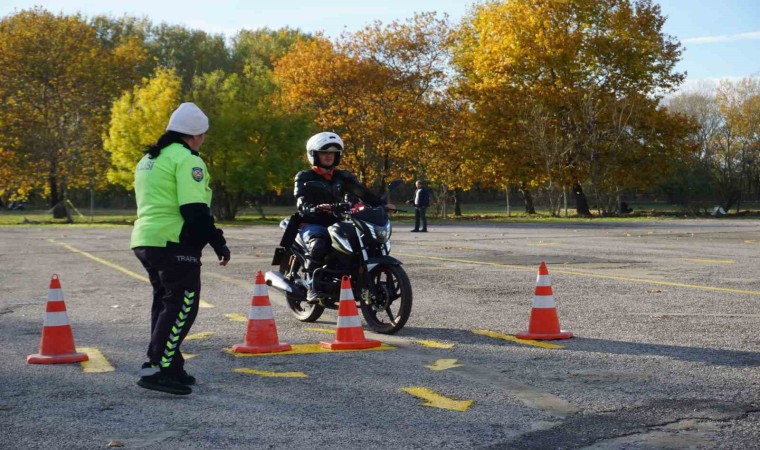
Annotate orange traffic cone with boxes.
[27,275,89,364]
[515,262,573,340]
[321,276,381,350]
[232,271,291,354]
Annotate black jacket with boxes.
[412,186,431,208]
[294,169,383,227]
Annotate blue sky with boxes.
[2,0,758,92]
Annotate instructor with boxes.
[131,102,231,395]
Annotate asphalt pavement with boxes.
[1,219,759,449]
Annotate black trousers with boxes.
[133,245,201,375]
[414,206,428,231]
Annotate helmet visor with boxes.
[318,144,342,152]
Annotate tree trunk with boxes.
[519,182,535,214]
[453,189,462,216]
[440,184,448,219]
[573,182,592,217]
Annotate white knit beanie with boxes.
[166,102,209,136]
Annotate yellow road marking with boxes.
[233,368,308,378]
[528,242,559,247]
[401,387,473,412]
[472,330,565,349]
[50,239,215,308]
[51,240,149,282]
[425,359,463,371]
[305,327,336,334]
[415,339,455,349]
[676,257,734,264]
[225,313,248,322]
[185,332,214,340]
[184,353,199,359]
[395,252,760,296]
[77,347,115,373]
[223,343,395,356]
[205,271,252,290]
[744,240,757,244]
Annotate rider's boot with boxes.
[304,257,326,303]
[305,237,330,303]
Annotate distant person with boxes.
[407,180,430,232]
[620,201,633,214]
[131,102,231,395]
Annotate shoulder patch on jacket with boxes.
[192,167,204,182]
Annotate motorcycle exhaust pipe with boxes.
[264,271,294,294]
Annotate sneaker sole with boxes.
[137,379,192,395]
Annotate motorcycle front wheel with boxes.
[360,264,412,334]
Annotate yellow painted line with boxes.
[50,239,215,308]
[51,240,149,283]
[401,387,473,412]
[675,257,734,264]
[223,343,395,357]
[425,359,463,371]
[528,242,559,247]
[225,313,248,322]
[184,353,199,359]
[233,368,308,378]
[744,240,757,244]
[185,332,214,340]
[204,271,253,290]
[415,339,455,349]
[395,252,760,296]
[472,329,565,349]
[305,327,336,334]
[77,347,115,373]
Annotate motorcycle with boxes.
[265,181,412,334]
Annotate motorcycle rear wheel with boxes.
[360,264,412,334]
[280,250,324,322]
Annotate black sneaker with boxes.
[137,372,192,395]
[411,229,419,232]
[177,370,196,386]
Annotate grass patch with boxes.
[2,201,759,227]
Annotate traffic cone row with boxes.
[28,263,572,366]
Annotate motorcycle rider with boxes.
[294,131,393,302]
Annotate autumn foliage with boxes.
[2,2,751,218]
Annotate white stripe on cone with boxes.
[339,287,353,301]
[536,274,551,286]
[533,295,556,308]
[48,289,64,301]
[248,305,274,320]
[43,311,70,326]
[337,315,362,328]
[252,283,268,297]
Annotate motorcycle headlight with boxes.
[368,220,392,244]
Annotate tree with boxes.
[453,0,687,215]
[189,69,311,220]
[275,13,457,195]
[104,68,182,188]
[0,8,146,216]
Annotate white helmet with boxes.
[306,132,343,168]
